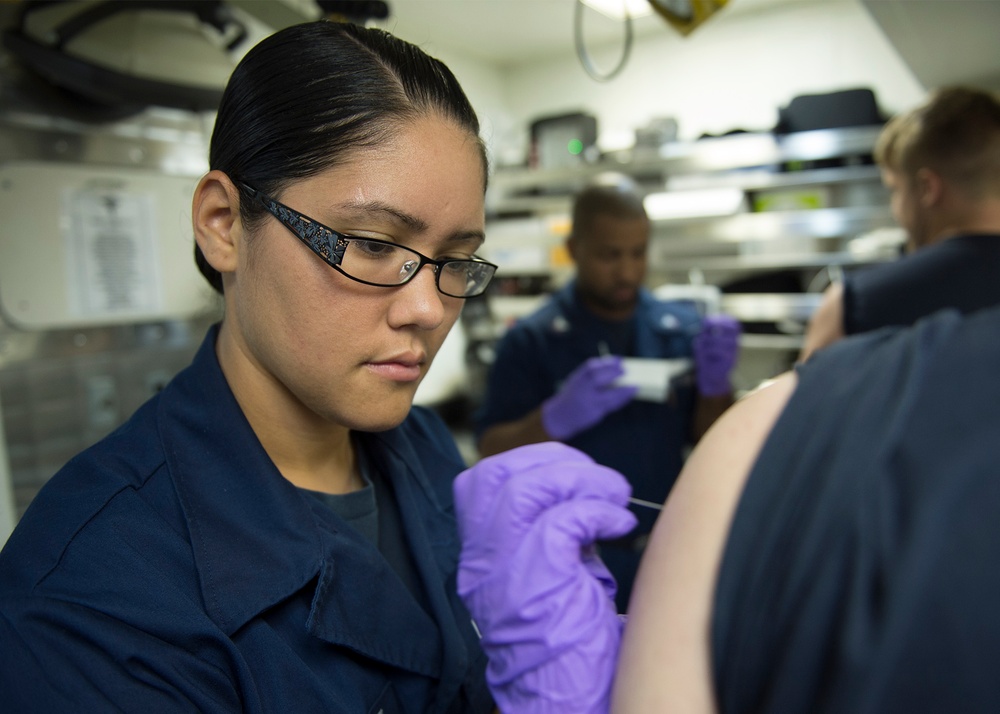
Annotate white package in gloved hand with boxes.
[615,357,693,402]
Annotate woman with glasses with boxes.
[0,20,496,713]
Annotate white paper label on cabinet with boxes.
[62,187,163,319]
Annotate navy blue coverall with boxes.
[0,325,492,713]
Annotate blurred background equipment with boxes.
[316,0,389,24]
[530,112,599,169]
[774,88,886,135]
[0,0,242,533]
[2,0,245,114]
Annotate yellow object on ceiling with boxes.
[649,0,731,37]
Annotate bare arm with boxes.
[799,282,845,362]
[610,373,798,714]
[691,392,734,443]
[477,408,553,458]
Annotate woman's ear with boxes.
[193,170,242,275]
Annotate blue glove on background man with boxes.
[541,355,638,440]
[454,443,638,714]
[693,314,741,396]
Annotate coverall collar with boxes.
[157,324,463,683]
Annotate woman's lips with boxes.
[366,355,424,382]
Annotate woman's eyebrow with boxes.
[333,199,428,232]
[332,199,486,248]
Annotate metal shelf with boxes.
[650,205,894,243]
[666,164,883,192]
[648,250,893,273]
[488,125,884,209]
[651,125,882,173]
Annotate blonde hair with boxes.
[875,86,1000,198]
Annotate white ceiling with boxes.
[381,0,669,66]
[860,0,1000,92]
[378,0,787,66]
[365,0,1000,91]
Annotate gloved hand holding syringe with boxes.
[454,442,637,714]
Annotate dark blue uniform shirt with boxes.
[0,325,492,714]
[714,305,1000,713]
[843,233,1000,335]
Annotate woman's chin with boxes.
[347,395,417,433]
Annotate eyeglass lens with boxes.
[343,239,494,297]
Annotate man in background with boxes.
[800,86,1000,361]
[475,173,740,611]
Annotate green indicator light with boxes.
[567,139,584,155]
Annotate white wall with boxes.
[414,46,516,172]
[438,0,926,167]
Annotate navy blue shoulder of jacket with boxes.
[0,395,168,590]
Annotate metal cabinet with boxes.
[0,94,221,525]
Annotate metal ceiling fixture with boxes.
[1,0,248,114]
[574,0,635,83]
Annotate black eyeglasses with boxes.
[240,183,498,298]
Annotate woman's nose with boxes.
[389,264,447,330]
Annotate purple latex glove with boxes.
[454,442,638,714]
[693,314,741,396]
[541,355,638,440]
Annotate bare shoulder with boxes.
[611,373,799,714]
[799,282,845,362]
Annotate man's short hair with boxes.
[571,173,648,239]
[874,86,1000,197]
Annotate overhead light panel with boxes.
[579,0,655,20]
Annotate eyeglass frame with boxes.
[238,182,498,298]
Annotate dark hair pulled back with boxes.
[196,20,488,293]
